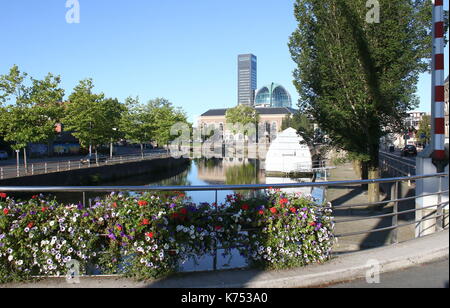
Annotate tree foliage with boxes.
[63,79,125,151]
[225,105,260,136]
[417,114,431,146]
[0,66,65,151]
[289,0,437,167]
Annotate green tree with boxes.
[0,66,65,170]
[146,98,189,150]
[63,79,125,155]
[225,105,260,137]
[120,96,155,157]
[417,115,431,146]
[289,0,438,203]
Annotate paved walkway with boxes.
[326,162,416,253]
[330,258,449,288]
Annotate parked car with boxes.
[401,145,417,157]
[0,151,8,160]
[80,154,107,165]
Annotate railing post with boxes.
[45,162,48,173]
[391,181,399,244]
[436,176,443,232]
[82,192,86,207]
[31,164,34,175]
[0,168,3,180]
[213,189,218,271]
[57,163,60,172]
[68,161,71,171]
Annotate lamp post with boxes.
[110,128,117,159]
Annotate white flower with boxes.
[8,255,13,261]
[50,221,55,226]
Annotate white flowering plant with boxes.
[0,194,107,282]
[218,189,335,269]
[0,189,334,282]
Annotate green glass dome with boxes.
[255,83,292,108]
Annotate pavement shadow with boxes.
[331,179,417,250]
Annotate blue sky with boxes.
[0,0,448,123]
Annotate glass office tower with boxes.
[238,54,257,106]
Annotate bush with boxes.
[0,190,334,283]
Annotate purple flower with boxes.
[77,203,84,210]
[108,233,116,240]
[170,203,176,209]
[83,212,90,217]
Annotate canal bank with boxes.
[0,157,190,187]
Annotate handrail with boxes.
[0,172,447,192]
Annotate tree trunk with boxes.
[368,166,380,206]
[140,143,144,159]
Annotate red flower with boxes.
[258,210,265,215]
[0,193,7,199]
[3,208,9,215]
[41,207,48,212]
[215,226,222,231]
[116,225,122,231]
[279,198,289,205]
[290,207,297,214]
[178,193,185,198]
[270,207,277,214]
[28,222,34,229]
[241,204,249,211]
[112,202,118,208]
[180,208,188,215]
[138,200,148,207]
[145,232,154,238]
[31,195,39,199]
[309,222,317,227]
[142,219,150,225]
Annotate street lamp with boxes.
[110,128,117,159]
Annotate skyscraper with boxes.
[237,54,257,106]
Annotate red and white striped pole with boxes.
[431,0,445,162]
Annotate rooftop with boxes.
[200,107,297,117]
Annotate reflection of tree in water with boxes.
[156,166,191,187]
[194,158,221,170]
[225,161,262,198]
[225,163,259,185]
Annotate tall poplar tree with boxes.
[289,0,443,203]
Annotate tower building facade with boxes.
[237,54,257,106]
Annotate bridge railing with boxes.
[0,151,170,180]
[1,172,448,253]
[379,151,416,178]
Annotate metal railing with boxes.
[379,151,416,178]
[1,172,448,235]
[1,172,448,272]
[0,151,169,180]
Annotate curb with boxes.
[2,230,448,288]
